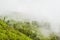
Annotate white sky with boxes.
[0,0,60,33]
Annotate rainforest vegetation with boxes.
[0,16,59,40]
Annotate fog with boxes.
[0,0,60,33]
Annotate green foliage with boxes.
[0,17,32,40]
[0,16,58,40]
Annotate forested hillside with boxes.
[0,16,58,40]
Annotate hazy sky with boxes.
[0,0,60,33]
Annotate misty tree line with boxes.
[0,16,59,40]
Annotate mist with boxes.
[0,0,60,33]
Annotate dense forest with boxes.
[0,16,59,40]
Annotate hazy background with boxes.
[0,0,60,33]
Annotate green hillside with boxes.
[0,18,32,40]
[0,16,58,40]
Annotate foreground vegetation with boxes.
[0,16,59,40]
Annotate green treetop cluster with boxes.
[0,16,58,40]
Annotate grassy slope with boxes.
[0,17,57,40]
[0,19,32,40]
